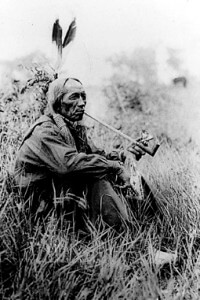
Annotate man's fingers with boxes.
[135,143,149,152]
[134,145,146,154]
[115,183,131,189]
[128,148,139,156]
[128,146,145,156]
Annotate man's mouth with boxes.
[76,110,84,114]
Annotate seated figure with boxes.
[14,77,152,230]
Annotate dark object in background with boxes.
[172,76,187,87]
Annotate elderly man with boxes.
[14,77,145,230]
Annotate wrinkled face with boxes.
[59,79,87,121]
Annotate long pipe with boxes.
[85,112,139,143]
[84,112,160,156]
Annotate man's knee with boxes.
[101,194,122,228]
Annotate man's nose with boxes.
[78,96,86,106]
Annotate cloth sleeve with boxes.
[26,122,122,179]
[86,133,125,161]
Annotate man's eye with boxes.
[69,94,78,100]
[81,93,86,100]
[69,93,86,101]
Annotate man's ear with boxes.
[53,95,63,113]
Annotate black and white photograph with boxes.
[0,0,200,298]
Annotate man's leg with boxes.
[87,179,129,229]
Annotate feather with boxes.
[62,18,76,49]
[51,18,76,72]
[52,19,62,58]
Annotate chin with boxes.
[76,114,84,121]
[71,115,83,122]
[77,117,83,122]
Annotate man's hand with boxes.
[116,166,131,189]
[127,143,146,161]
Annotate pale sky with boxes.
[0,0,200,85]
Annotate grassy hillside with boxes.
[1,59,200,299]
